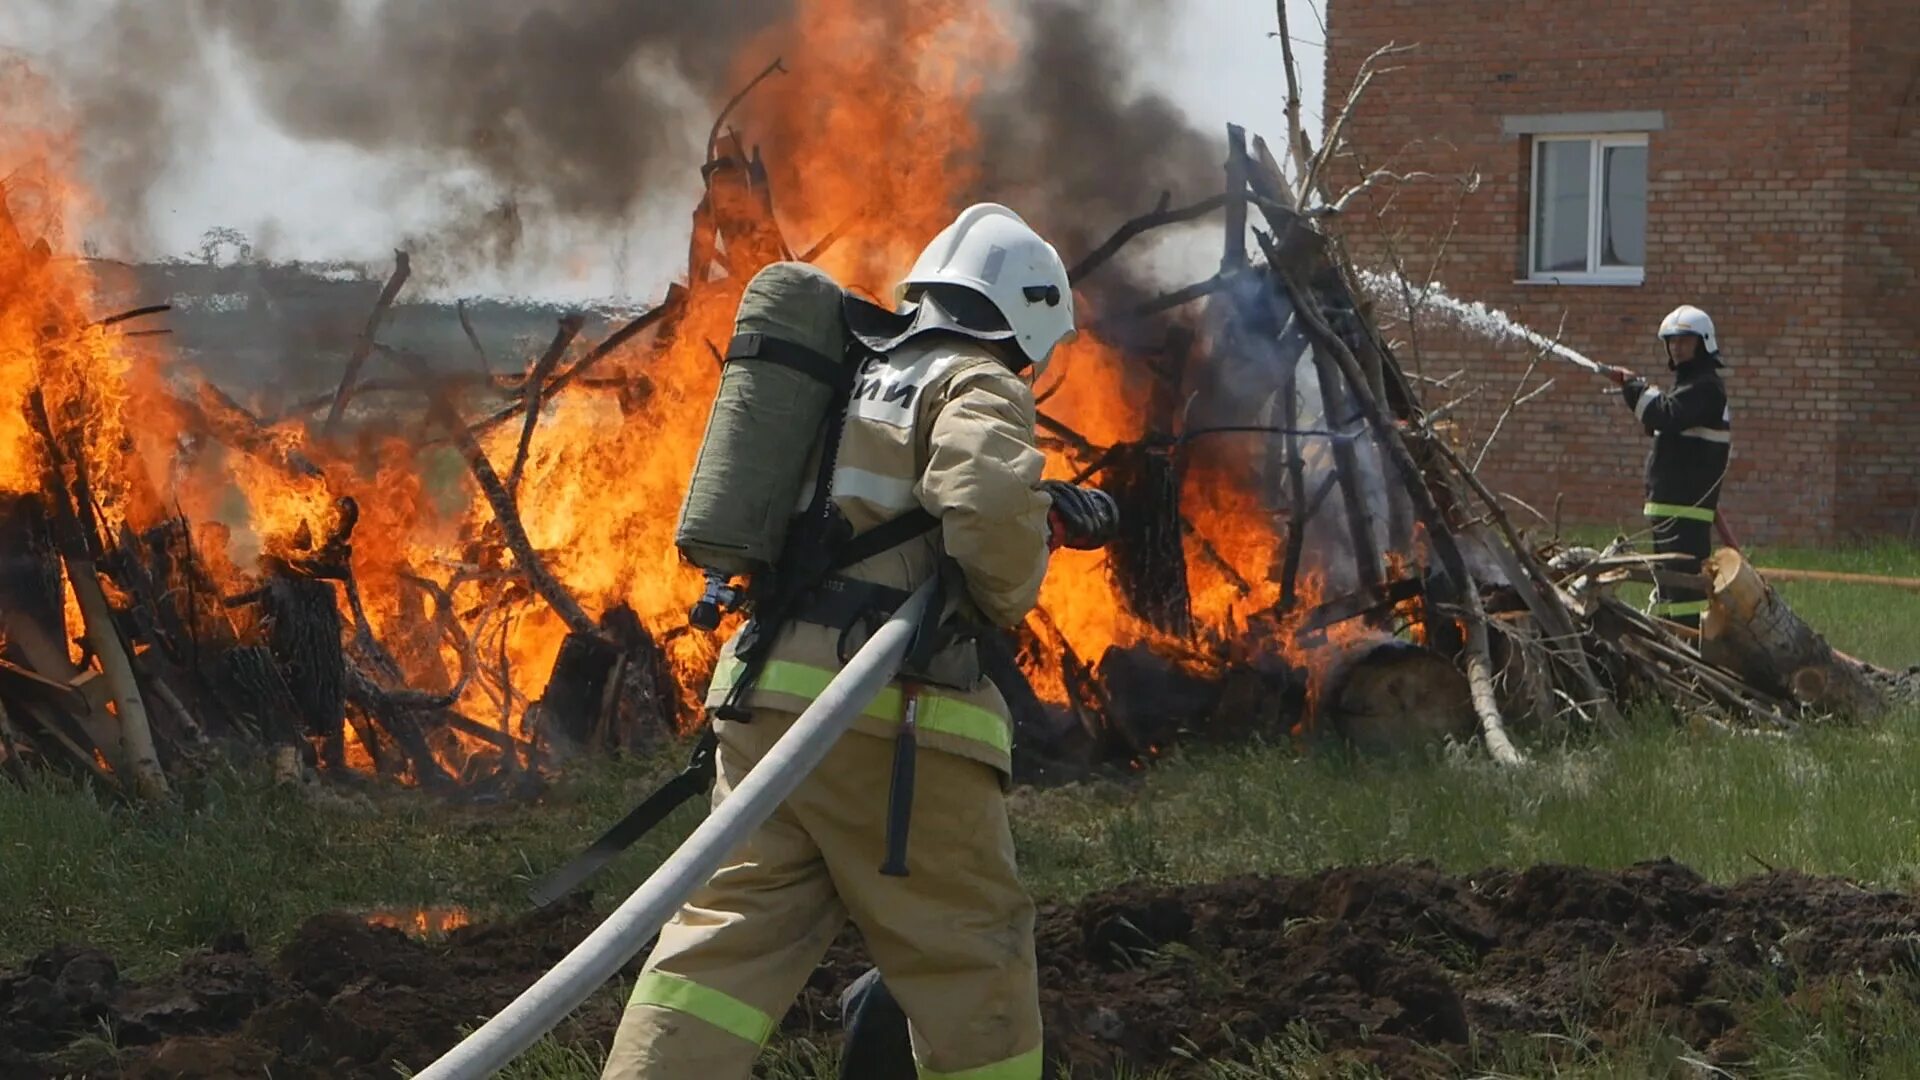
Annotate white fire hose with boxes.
[415,577,938,1080]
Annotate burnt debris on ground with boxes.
[8,861,1920,1078]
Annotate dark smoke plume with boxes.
[195,0,789,218]
[975,0,1220,267]
[45,0,1217,280]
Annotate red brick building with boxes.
[1326,0,1919,544]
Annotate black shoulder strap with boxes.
[832,509,940,571]
[525,726,717,907]
[727,332,850,391]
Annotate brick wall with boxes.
[1325,0,1916,544]
[1837,0,1920,537]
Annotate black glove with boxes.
[1040,481,1119,551]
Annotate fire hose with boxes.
[413,577,938,1080]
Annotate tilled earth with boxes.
[7,860,1920,1079]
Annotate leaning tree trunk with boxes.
[1701,548,1888,721]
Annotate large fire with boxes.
[0,3,1424,782]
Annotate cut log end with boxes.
[1703,548,1888,722]
[1319,636,1476,756]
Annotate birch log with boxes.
[1701,548,1887,721]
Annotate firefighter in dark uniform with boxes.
[1605,305,1732,628]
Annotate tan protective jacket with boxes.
[705,335,1051,779]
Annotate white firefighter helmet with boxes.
[898,203,1076,375]
[1657,304,1718,355]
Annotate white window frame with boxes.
[1525,132,1648,286]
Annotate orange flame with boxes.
[1,1,1425,778]
[364,906,471,938]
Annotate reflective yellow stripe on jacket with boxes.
[709,657,1013,757]
[1643,501,1716,523]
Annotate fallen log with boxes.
[1094,643,1224,758]
[1317,635,1474,755]
[1702,549,1889,721]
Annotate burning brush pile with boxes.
[0,45,1903,806]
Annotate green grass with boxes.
[4,544,1919,1076]
[0,752,703,973]
[1010,706,1920,898]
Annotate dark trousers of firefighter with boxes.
[1649,515,1714,627]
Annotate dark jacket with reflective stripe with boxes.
[1620,358,1731,514]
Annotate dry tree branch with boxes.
[1092,273,1228,334]
[390,349,602,640]
[508,314,585,497]
[1310,169,1438,218]
[275,369,513,420]
[457,299,492,375]
[1036,412,1100,461]
[1301,42,1418,205]
[1498,491,1555,529]
[1068,192,1230,285]
[705,57,788,164]
[1425,386,1481,424]
[323,251,410,436]
[1473,310,1568,471]
[92,303,172,328]
[465,284,685,439]
[799,213,861,263]
[1274,0,1315,187]
[1419,171,1482,312]
[1466,589,1527,764]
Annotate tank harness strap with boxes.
[727,331,849,390]
[830,508,940,571]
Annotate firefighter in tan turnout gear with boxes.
[603,204,1116,1080]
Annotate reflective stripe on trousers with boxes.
[709,657,1012,757]
[918,1044,1045,1079]
[628,971,775,1046]
[1644,501,1716,523]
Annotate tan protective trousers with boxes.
[601,708,1042,1080]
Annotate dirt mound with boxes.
[6,861,1920,1078]
[0,897,620,1080]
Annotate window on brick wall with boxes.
[1529,134,1647,284]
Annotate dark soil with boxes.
[7,860,1920,1078]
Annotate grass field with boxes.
[3,542,1917,1078]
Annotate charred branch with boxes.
[705,58,788,164]
[1223,126,1252,272]
[457,298,492,374]
[186,380,326,480]
[465,285,686,440]
[91,303,172,329]
[508,314,586,497]
[323,251,411,436]
[1068,192,1230,286]
[390,349,601,640]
